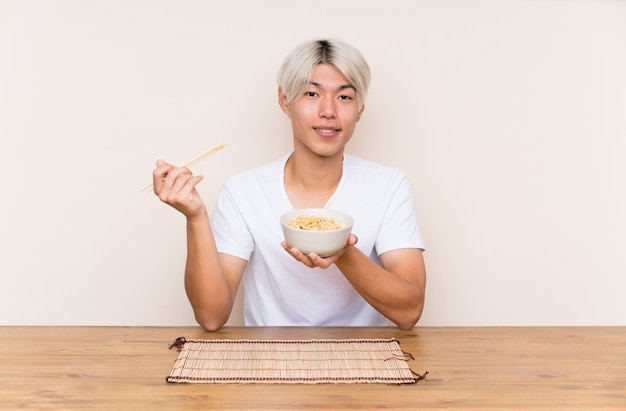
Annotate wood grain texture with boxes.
[1,326,624,410]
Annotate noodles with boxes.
[288,215,344,231]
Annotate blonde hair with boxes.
[277,39,371,109]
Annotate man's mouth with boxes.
[314,127,340,136]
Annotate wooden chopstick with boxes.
[140,141,229,192]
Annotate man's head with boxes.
[277,39,371,110]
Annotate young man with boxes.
[152,39,426,331]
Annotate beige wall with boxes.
[1,0,625,326]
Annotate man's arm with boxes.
[152,160,246,331]
[184,214,247,331]
[335,247,425,329]
[282,237,426,329]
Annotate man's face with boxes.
[279,64,364,158]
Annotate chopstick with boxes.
[140,141,229,192]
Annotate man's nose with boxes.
[318,96,337,119]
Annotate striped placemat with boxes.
[166,337,426,384]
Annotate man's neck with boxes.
[284,150,344,209]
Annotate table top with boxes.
[1,326,625,410]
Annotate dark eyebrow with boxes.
[309,81,356,92]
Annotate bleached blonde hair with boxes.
[277,39,371,109]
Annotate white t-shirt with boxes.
[212,152,425,326]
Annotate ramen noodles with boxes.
[287,215,344,231]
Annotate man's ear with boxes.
[357,103,365,121]
[277,87,291,117]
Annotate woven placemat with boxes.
[166,337,426,384]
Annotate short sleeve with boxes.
[375,171,425,255]
[212,184,255,261]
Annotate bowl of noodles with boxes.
[280,208,354,257]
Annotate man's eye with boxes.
[304,91,318,97]
[339,95,353,101]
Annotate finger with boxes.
[349,233,358,246]
[282,244,314,268]
[156,170,190,202]
[170,171,194,193]
[188,174,204,189]
[162,167,192,188]
[308,253,332,269]
[153,163,173,180]
[165,173,202,204]
[175,174,204,200]
[153,163,175,194]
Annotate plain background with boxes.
[1,0,625,327]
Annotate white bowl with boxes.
[280,208,354,257]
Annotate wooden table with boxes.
[1,326,625,410]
